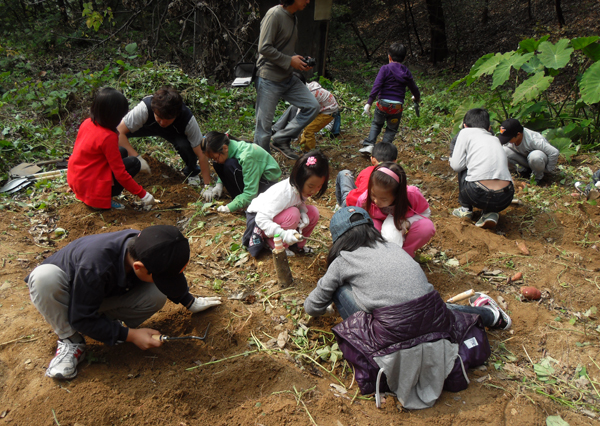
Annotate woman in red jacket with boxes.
[68,88,154,210]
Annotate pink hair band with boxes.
[377,167,400,183]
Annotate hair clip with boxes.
[306,156,317,166]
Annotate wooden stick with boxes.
[446,289,475,303]
[294,233,328,246]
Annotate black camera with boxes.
[303,56,316,67]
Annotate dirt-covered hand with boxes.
[137,156,151,174]
[188,296,222,313]
[126,328,162,350]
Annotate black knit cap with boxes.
[132,225,190,299]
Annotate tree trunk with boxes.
[425,0,448,64]
[555,0,565,27]
[406,0,425,56]
[481,0,489,25]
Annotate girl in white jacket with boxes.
[245,150,329,256]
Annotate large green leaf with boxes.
[583,43,600,62]
[464,53,494,86]
[521,55,544,74]
[474,52,512,78]
[491,53,535,90]
[513,72,553,104]
[519,36,549,53]
[538,39,573,69]
[452,98,485,133]
[549,137,577,162]
[571,36,600,50]
[580,61,600,104]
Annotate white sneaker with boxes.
[285,248,295,257]
[187,175,201,186]
[359,145,374,155]
[46,340,86,379]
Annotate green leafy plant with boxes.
[451,36,600,158]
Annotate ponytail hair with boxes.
[366,162,411,230]
[201,131,230,154]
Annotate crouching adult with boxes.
[26,225,221,380]
[304,207,511,409]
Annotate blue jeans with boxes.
[458,170,515,214]
[254,76,320,151]
[332,285,362,320]
[333,284,496,327]
[335,170,356,207]
[363,102,403,146]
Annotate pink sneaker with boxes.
[469,293,512,330]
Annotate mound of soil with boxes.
[1,134,599,425]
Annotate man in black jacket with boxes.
[26,225,221,380]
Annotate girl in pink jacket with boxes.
[354,162,435,257]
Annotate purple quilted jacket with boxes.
[333,290,484,396]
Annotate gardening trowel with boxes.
[0,170,66,194]
[9,158,68,178]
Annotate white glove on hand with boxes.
[203,182,223,202]
[140,192,155,210]
[137,156,151,174]
[362,104,371,116]
[298,211,310,232]
[217,205,230,213]
[381,214,404,247]
[281,229,300,245]
[188,296,222,313]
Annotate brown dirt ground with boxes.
[1,133,600,426]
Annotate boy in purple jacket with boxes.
[360,43,421,155]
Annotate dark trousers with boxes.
[111,147,141,197]
[213,158,275,200]
[128,128,199,176]
[457,169,514,214]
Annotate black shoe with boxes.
[271,141,299,160]
[183,165,201,176]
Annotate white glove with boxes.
[203,182,223,202]
[381,215,404,247]
[187,296,222,313]
[217,205,230,213]
[298,211,310,232]
[140,192,155,210]
[281,229,300,245]
[137,156,151,174]
[362,104,371,116]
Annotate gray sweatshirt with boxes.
[256,5,297,82]
[304,242,434,316]
[504,128,559,173]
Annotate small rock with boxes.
[516,241,530,255]
[277,331,289,349]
